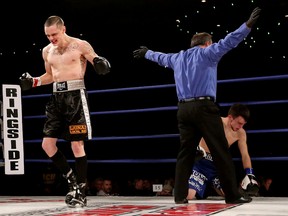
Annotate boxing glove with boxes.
[240,168,259,195]
[93,56,111,75]
[19,72,41,91]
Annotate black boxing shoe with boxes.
[175,198,188,204]
[226,196,252,204]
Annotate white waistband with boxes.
[53,80,85,92]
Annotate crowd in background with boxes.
[35,163,274,198]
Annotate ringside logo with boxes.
[2,84,24,174]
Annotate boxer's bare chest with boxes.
[47,43,81,65]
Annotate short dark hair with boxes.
[228,103,250,122]
[44,15,64,28]
[190,32,212,47]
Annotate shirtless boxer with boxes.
[19,15,110,207]
[187,103,259,200]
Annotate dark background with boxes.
[1,0,288,87]
[0,0,288,196]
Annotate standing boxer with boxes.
[133,7,261,204]
[19,15,110,207]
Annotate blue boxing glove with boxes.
[240,168,259,196]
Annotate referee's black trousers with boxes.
[174,100,242,203]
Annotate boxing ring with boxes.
[1,196,288,215]
[1,74,288,215]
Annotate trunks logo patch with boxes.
[69,125,87,134]
[56,82,68,91]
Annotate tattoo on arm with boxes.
[83,42,96,55]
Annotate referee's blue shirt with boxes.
[145,23,251,101]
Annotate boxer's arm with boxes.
[238,132,258,183]
[79,39,111,75]
[237,130,259,195]
[238,129,252,167]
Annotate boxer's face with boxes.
[229,115,246,131]
[45,24,66,46]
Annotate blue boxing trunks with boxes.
[188,153,222,198]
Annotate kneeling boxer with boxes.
[187,104,259,200]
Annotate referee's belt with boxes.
[53,80,85,92]
[179,96,214,103]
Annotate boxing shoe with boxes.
[175,198,189,204]
[64,169,78,206]
[69,183,87,208]
[226,196,252,204]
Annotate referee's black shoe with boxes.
[175,198,188,204]
[226,196,252,204]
